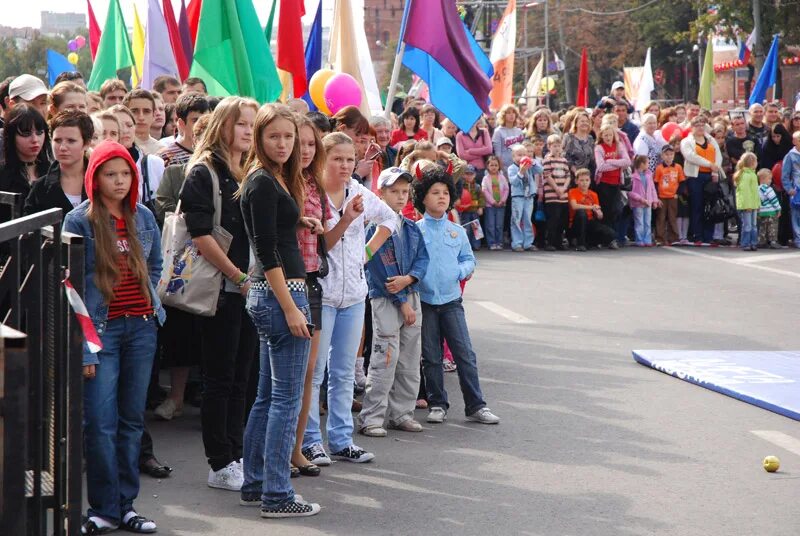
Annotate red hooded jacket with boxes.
[84,140,139,212]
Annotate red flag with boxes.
[187,0,202,48]
[163,0,190,80]
[576,47,589,107]
[277,0,308,97]
[87,0,101,61]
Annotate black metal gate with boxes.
[0,197,85,536]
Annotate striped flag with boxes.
[739,30,755,64]
[63,276,102,353]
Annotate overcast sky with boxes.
[7,0,330,31]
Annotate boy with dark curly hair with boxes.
[413,167,499,425]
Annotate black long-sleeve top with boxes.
[240,169,305,281]
[179,153,250,274]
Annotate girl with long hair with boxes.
[238,104,321,517]
[63,140,164,534]
[24,110,91,215]
[301,132,395,467]
[179,97,259,491]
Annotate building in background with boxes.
[41,12,86,36]
[364,0,405,86]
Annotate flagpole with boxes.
[384,0,413,117]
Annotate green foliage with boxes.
[0,28,93,86]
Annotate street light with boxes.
[526,0,549,109]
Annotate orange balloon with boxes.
[309,69,335,115]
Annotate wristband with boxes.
[236,272,250,287]
[365,245,374,261]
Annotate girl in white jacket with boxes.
[301,132,396,465]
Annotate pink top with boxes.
[628,169,659,208]
[456,129,493,169]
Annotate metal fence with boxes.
[0,195,85,536]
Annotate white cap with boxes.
[436,137,453,148]
[9,74,48,101]
[377,167,413,189]
[611,81,625,91]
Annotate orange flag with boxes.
[489,0,517,110]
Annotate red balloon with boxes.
[660,122,681,142]
[681,127,692,139]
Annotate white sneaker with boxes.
[153,398,182,420]
[208,461,243,491]
[467,407,500,424]
[426,407,446,423]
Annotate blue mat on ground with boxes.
[632,350,800,421]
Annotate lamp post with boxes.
[526,0,549,108]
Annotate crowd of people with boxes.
[1,68,800,533]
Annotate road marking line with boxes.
[473,300,536,324]
[751,430,800,457]
[664,247,800,279]
[735,252,800,264]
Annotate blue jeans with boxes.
[632,206,652,245]
[84,315,157,522]
[687,173,714,242]
[791,204,800,244]
[460,210,482,249]
[421,298,486,416]
[484,206,504,248]
[510,196,535,249]
[738,210,758,248]
[303,301,365,452]
[241,287,310,508]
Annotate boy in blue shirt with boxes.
[358,168,430,437]
[414,167,500,425]
[508,144,543,251]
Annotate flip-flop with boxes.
[297,463,321,477]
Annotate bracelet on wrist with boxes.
[365,245,374,261]
[235,272,250,287]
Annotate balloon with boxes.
[309,69,335,115]
[75,35,86,48]
[540,76,556,92]
[660,122,681,142]
[323,73,362,115]
[67,52,79,65]
[68,39,78,52]
[680,127,692,139]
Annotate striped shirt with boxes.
[758,184,781,217]
[542,155,571,204]
[107,217,153,320]
[159,141,193,167]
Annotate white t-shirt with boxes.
[65,193,82,208]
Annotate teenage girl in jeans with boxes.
[239,104,320,517]
[179,97,258,491]
[302,132,395,465]
[64,140,163,534]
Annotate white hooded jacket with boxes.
[321,178,397,309]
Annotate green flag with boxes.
[698,40,715,110]
[190,0,281,103]
[264,0,277,43]
[87,0,134,91]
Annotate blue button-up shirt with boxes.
[416,212,476,305]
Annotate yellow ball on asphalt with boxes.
[763,455,780,472]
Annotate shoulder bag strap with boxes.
[318,185,328,254]
[141,154,153,203]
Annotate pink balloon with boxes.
[323,73,362,115]
[67,39,78,52]
[660,122,681,142]
[75,36,86,48]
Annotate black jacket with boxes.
[24,160,88,216]
[0,159,50,222]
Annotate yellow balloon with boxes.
[540,76,555,92]
[68,52,79,65]
[309,69,335,115]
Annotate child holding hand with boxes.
[629,155,661,246]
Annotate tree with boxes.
[0,29,94,86]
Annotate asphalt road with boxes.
[134,246,800,536]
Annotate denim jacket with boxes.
[508,161,543,198]
[365,215,429,306]
[782,148,800,192]
[416,212,475,305]
[63,200,166,365]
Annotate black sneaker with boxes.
[260,498,320,518]
[331,444,374,463]
[301,443,331,466]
